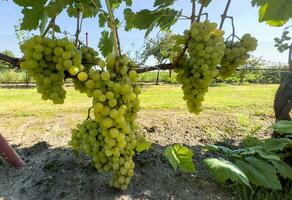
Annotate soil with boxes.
[0,109,274,200]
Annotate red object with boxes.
[86,32,88,47]
[0,134,25,168]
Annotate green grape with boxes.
[219,34,257,79]
[175,21,226,114]
[78,72,88,81]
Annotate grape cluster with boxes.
[71,54,141,190]
[175,21,226,114]
[20,36,83,103]
[219,34,257,79]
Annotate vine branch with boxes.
[219,0,232,29]
[41,17,56,38]
[0,53,21,68]
[172,0,196,68]
[105,0,121,57]
[75,8,81,46]
[196,1,205,22]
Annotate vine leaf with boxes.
[252,0,292,26]
[124,8,180,37]
[98,31,113,57]
[20,3,47,30]
[154,0,176,8]
[235,157,282,190]
[135,136,151,153]
[204,158,251,188]
[164,144,196,173]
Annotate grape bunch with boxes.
[175,21,226,114]
[219,34,257,79]
[70,54,141,190]
[20,36,83,103]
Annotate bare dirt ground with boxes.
[0,108,274,200]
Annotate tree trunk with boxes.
[0,134,25,168]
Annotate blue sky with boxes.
[0,0,289,65]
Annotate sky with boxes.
[0,0,290,65]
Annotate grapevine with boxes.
[219,34,257,79]
[0,0,263,191]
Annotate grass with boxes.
[0,84,277,143]
[0,84,277,117]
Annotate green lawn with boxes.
[0,84,277,117]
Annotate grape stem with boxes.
[105,0,121,58]
[87,106,94,120]
[75,8,81,46]
[172,0,196,68]
[219,0,232,29]
[41,17,56,38]
[196,1,205,22]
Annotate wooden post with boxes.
[86,32,88,47]
[0,134,25,168]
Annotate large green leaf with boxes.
[124,8,180,36]
[164,144,196,173]
[236,156,282,190]
[272,120,292,134]
[39,12,48,34]
[271,160,292,180]
[21,7,46,30]
[204,158,250,187]
[98,31,113,57]
[262,138,292,152]
[45,0,69,18]
[252,0,292,26]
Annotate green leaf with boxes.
[252,0,292,26]
[13,0,45,7]
[124,8,180,36]
[123,0,132,6]
[205,144,237,157]
[45,0,68,18]
[154,0,176,8]
[204,158,250,187]
[236,156,282,190]
[98,13,108,27]
[21,7,45,30]
[255,150,280,161]
[135,137,151,153]
[271,160,292,180]
[262,138,292,152]
[164,144,196,173]
[98,31,113,57]
[272,120,292,134]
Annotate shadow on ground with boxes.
[0,141,232,200]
